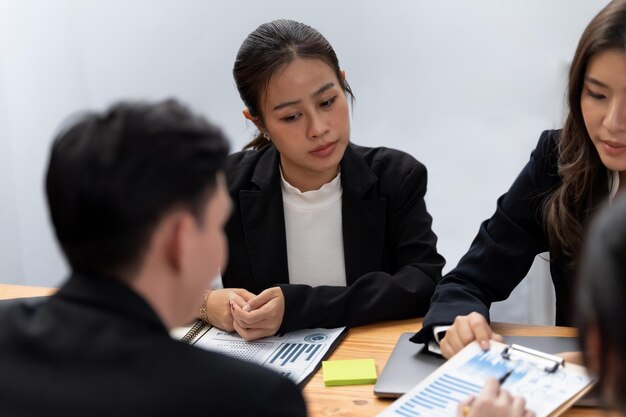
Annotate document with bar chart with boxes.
[377,340,595,417]
[192,326,346,386]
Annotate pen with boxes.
[460,369,514,416]
[498,369,514,385]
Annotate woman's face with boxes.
[258,57,350,192]
[581,49,626,175]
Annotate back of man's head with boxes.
[46,99,230,279]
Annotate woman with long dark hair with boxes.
[414,0,626,359]
[200,19,444,340]
[470,193,626,416]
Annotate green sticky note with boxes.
[322,358,377,387]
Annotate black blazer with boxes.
[0,274,306,417]
[223,143,444,333]
[413,130,594,343]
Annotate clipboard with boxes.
[377,340,596,417]
[374,332,601,407]
[499,344,596,416]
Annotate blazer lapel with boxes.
[340,145,387,285]
[239,147,290,291]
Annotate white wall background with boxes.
[0,0,609,323]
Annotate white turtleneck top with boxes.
[280,169,347,287]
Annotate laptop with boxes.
[374,332,601,407]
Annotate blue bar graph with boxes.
[392,373,481,417]
[306,343,322,360]
[268,342,323,368]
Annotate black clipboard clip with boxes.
[501,344,565,373]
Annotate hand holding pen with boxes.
[458,371,535,417]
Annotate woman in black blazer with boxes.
[413,0,626,359]
[201,19,444,340]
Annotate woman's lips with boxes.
[600,139,626,156]
[310,141,338,158]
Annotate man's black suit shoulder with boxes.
[0,275,307,417]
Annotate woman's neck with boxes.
[280,161,339,192]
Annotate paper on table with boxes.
[193,326,346,386]
[377,340,595,417]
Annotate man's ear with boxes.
[242,108,264,132]
[163,212,195,275]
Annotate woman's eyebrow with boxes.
[311,82,335,98]
[585,76,609,89]
[272,82,336,112]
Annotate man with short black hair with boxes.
[0,100,307,417]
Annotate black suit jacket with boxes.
[413,129,596,343]
[224,143,444,333]
[0,274,306,417]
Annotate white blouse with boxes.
[280,169,347,287]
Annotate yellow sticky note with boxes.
[322,358,377,387]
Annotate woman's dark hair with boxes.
[46,99,229,279]
[233,19,354,150]
[577,193,626,412]
[543,0,626,266]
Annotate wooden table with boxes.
[0,284,604,416]
[0,283,56,300]
[302,319,604,417]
